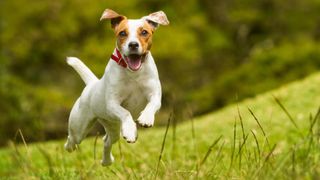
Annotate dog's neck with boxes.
[110,48,127,68]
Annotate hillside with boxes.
[0,72,319,179]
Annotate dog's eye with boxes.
[119,31,127,37]
[141,30,148,36]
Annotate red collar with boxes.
[110,49,127,68]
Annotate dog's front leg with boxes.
[138,89,161,128]
[107,101,137,143]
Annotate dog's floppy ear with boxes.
[100,9,126,29]
[144,11,169,30]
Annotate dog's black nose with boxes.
[128,42,139,50]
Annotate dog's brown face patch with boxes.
[114,20,154,58]
[137,22,153,54]
[115,19,129,52]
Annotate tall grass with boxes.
[4,103,320,179]
[2,92,320,179]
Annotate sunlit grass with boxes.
[0,72,320,179]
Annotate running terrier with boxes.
[64,9,169,166]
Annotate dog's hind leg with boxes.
[65,99,96,152]
[101,134,114,166]
[101,123,120,166]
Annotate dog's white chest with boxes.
[120,80,148,119]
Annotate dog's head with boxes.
[100,9,169,71]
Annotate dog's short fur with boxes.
[64,9,169,166]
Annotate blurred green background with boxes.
[1,0,320,146]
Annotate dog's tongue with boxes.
[125,55,142,71]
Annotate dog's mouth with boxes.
[124,54,143,71]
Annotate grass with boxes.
[1,72,320,179]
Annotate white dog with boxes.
[64,9,169,166]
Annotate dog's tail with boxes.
[66,57,98,85]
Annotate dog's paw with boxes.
[121,121,137,143]
[64,140,76,152]
[137,111,155,128]
[101,154,114,166]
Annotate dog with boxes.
[64,9,169,166]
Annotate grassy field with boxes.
[0,72,320,179]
